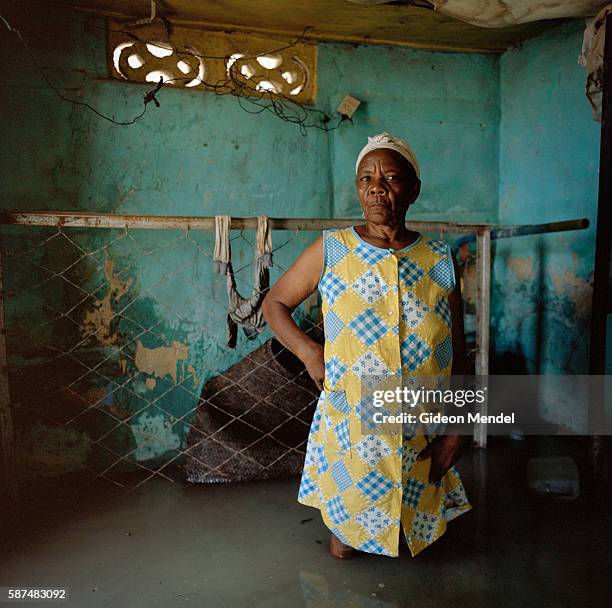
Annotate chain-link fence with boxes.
[0,218,328,502]
[0,213,585,504]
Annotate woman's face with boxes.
[355,148,420,225]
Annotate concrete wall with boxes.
[1,5,501,478]
[319,43,500,223]
[494,21,600,380]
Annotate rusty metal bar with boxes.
[0,211,590,236]
[473,229,491,449]
[490,218,589,239]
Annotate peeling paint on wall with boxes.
[185,363,200,386]
[495,20,599,387]
[507,256,534,281]
[130,412,181,461]
[551,269,593,320]
[80,257,133,346]
[134,340,189,383]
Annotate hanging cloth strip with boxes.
[213,215,231,275]
[213,215,273,348]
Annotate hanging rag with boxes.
[213,215,231,275]
[579,3,612,122]
[213,215,273,348]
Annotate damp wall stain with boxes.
[492,21,599,431]
[551,268,593,321]
[80,257,134,346]
[507,256,534,282]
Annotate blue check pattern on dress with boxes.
[324,309,344,342]
[326,236,350,267]
[348,309,389,346]
[359,539,388,554]
[319,272,347,305]
[403,479,426,507]
[435,334,453,370]
[429,259,454,291]
[332,461,352,492]
[325,356,347,387]
[328,390,351,414]
[354,243,389,265]
[434,298,452,327]
[327,496,350,525]
[334,419,351,451]
[356,470,396,502]
[315,445,329,474]
[298,473,317,499]
[427,240,448,256]
[398,257,424,287]
[400,334,432,371]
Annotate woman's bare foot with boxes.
[329,532,356,559]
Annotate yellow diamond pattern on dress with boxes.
[298,226,471,557]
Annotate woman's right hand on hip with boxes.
[302,343,325,391]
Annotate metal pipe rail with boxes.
[0,211,589,236]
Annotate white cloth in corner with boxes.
[579,3,612,122]
[431,1,608,28]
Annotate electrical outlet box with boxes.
[336,95,362,119]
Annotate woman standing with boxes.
[262,132,471,559]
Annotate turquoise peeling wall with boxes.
[1,5,500,481]
[494,22,602,432]
[1,6,331,481]
[494,21,600,380]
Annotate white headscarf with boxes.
[355,132,420,179]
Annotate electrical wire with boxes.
[1,13,155,125]
[1,12,346,133]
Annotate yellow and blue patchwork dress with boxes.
[298,226,471,557]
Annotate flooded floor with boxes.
[1,437,609,607]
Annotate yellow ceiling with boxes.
[55,0,562,53]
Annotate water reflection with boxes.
[300,570,398,608]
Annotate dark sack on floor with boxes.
[184,338,319,483]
